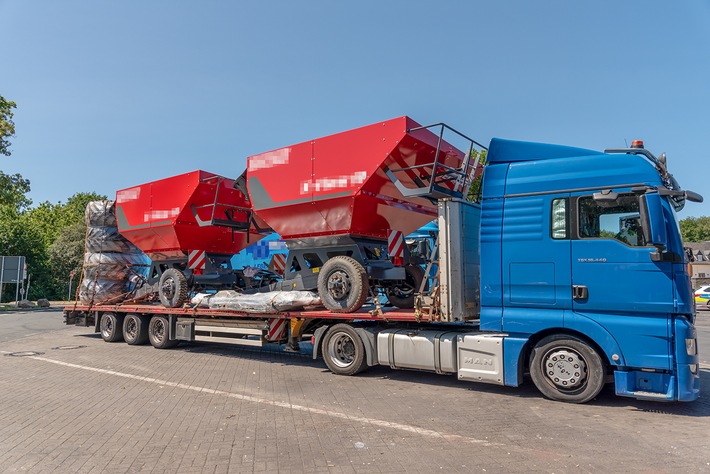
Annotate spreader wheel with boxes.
[158,268,188,308]
[317,256,369,313]
[386,265,426,309]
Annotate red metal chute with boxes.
[115,170,268,260]
[246,116,474,240]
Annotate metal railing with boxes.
[384,122,486,201]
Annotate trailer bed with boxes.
[63,303,429,323]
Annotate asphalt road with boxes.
[0,308,68,343]
[0,309,709,473]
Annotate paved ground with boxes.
[0,310,709,473]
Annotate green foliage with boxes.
[0,172,31,211]
[466,149,487,203]
[679,216,710,242]
[49,222,87,299]
[0,95,17,156]
[0,174,106,301]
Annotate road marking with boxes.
[3,351,502,447]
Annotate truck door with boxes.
[569,191,673,370]
[501,194,572,318]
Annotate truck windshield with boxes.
[578,194,647,246]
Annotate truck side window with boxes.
[578,195,646,246]
[551,198,567,239]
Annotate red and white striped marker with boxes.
[188,250,207,270]
[387,230,405,260]
[268,318,288,342]
[269,253,287,275]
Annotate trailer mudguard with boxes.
[312,324,378,367]
[312,326,328,360]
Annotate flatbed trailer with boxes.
[63,301,492,381]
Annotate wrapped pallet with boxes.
[79,201,150,304]
[191,290,322,313]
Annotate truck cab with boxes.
[480,138,701,402]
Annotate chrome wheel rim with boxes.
[327,332,356,368]
[542,348,587,390]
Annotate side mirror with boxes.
[685,190,703,203]
[639,193,667,248]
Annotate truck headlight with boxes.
[686,338,697,356]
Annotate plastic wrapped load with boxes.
[85,200,117,227]
[78,279,127,303]
[79,200,150,304]
[191,290,322,313]
[82,252,149,282]
[85,226,138,253]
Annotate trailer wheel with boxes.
[123,314,149,345]
[322,324,368,375]
[386,265,426,309]
[317,256,369,313]
[148,315,178,349]
[159,268,188,308]
[529,335,606,404]
[99,312,124,343]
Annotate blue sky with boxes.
[2,1,709,218]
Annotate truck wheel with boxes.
[386,265,426,309]
[529,335,606,404]
[322,324,368,375]
[159,268,188,308]
[148,315,178,349]
[123,314,149,345]
[100,312,124,342]
[317,256,369,313]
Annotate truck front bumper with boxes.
[614,365,699,402]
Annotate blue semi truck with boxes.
[67,133,702,404]
[472,138,702,402]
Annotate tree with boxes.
[680,216,710,242]
[466,149,487,203]
[0,172,31,211]
[0,95,17,156]
[49,222,86,300]
[19,192,106,300]
[0,184,107,301]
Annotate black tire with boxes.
[148,315,179,349]
[99,312,124,342]
[386,265,426,309]
[529,335,606,404]
[123,314,149,345]
[317,256,369,313]
[85,201,117,227]
[159,268,188,308]
[322,324,368,375]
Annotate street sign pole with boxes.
[68,271,75,300]
[15,258,21,305]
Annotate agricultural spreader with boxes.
[247,116,483,312]
[115,170,272,307]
